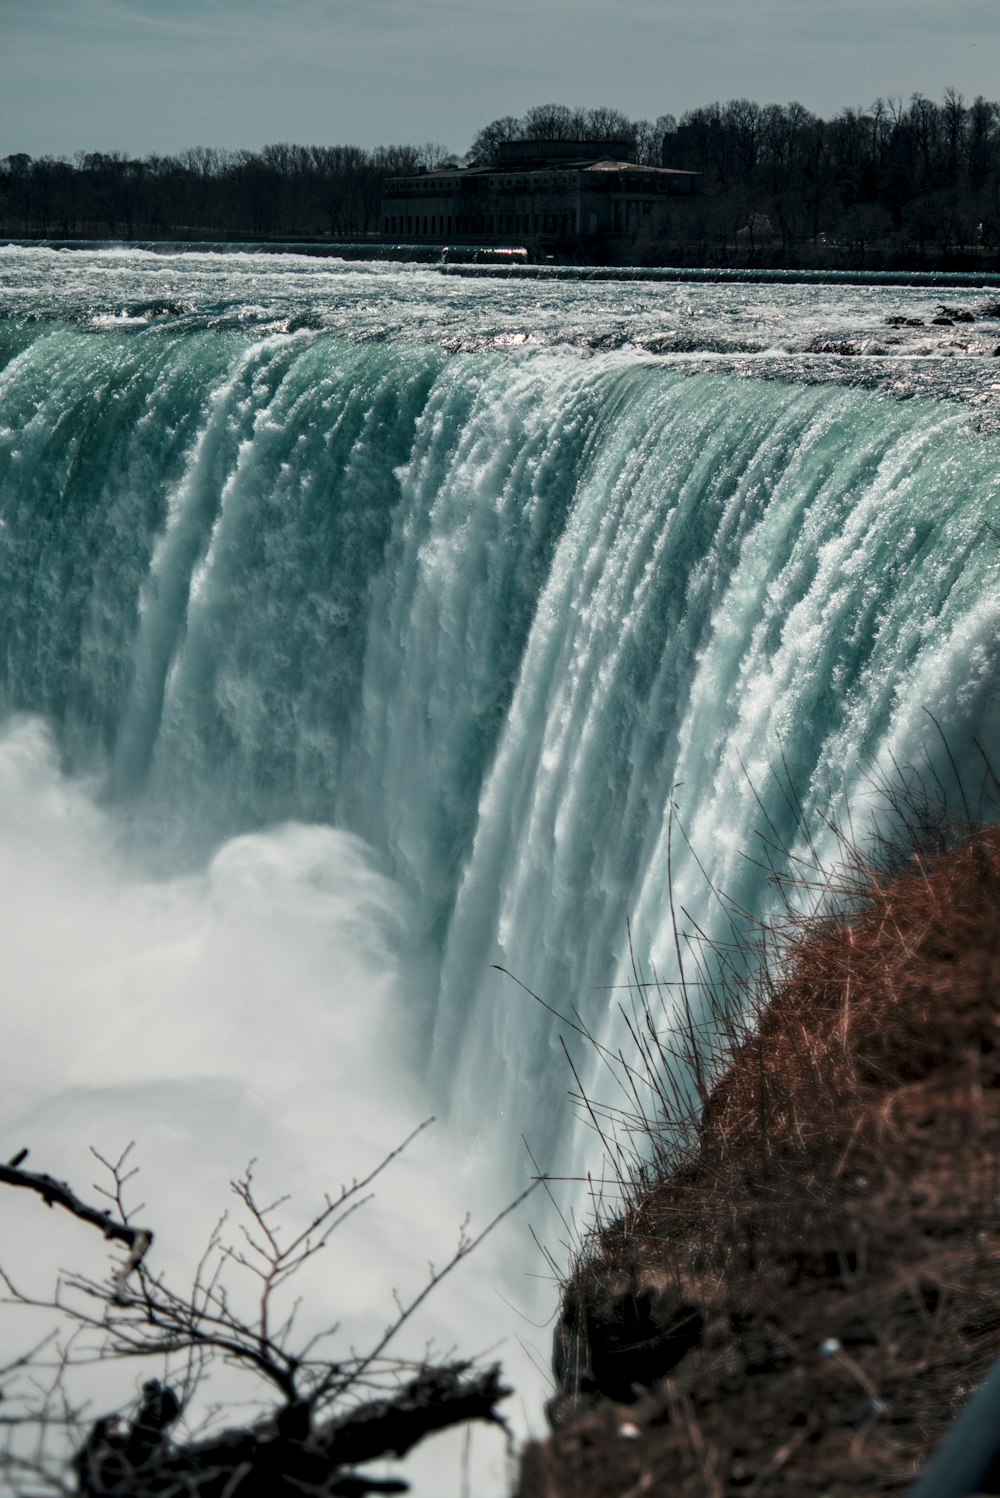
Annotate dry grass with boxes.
[518,790,1000,1497]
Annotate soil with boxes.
[516,823,1000,1497]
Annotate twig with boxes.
[0,1149,152,1292]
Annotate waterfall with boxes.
[3,285,1000,1494]
[3,319,1000,1171]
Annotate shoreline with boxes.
[7,237,1000,289]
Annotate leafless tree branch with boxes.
[0,1136,533,1497]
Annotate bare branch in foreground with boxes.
[0,1138,533,1496]
[0,1147,152,1296]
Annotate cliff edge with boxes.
[518,823,1000,1496]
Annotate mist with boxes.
[0,714,549,1497]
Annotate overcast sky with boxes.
[2,0,999,160]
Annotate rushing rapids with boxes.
[2,246,1000,1493]
[2,253,1000,1177]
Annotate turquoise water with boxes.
[2,246,1000,1491]
[2,252,1000,1159]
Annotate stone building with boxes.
[380,140,700,261]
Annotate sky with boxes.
[2,0,999,160]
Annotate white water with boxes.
[2,247,1000,1492]
[0,716,525,1495]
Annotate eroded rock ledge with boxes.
[518,826,1000,1497]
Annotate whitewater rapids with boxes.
[2,247,1000,1493]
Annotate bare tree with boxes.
[0,1136,531,1497]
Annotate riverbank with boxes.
[518,820,1000,1496]
[6,238,1000,287]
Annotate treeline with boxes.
[471,92,1000,267]
[2,90,1000,266]
[0,142,457,241]
[668,90,1000,265]
[468,102,673,167]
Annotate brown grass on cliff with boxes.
[518,816,1000,1497]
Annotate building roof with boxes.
[579,160,698,176]
[386,158,698,186]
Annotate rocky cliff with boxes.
[518,822,1000,1496]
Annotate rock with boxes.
[549,1265,704,1420]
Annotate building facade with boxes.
[380,140,700,261]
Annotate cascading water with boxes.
[2,247,1000,1491]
